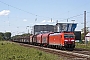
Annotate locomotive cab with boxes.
[64,33,75,50]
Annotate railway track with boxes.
[19,43,90,60]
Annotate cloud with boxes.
[41,20,55,24]
[41,20,46,23]
[35,19,55,25]
[0,10,10,16]
[47,20,54,23]
[23,19,27,22]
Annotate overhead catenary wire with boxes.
[0,1,90,22]
[59,11,90,22]
[0,1,69,19]
[87,12,90,14]
[0,1,51,19]
[0,1,35,15]
[59,13,84,22]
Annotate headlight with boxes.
[71,40,75,41]
[64,40,68,41]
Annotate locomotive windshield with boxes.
[64,34,75,38]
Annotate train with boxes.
[13,31,75,51]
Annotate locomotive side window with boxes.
[64,34,75,38]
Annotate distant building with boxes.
[55,23,77,32]
[32,25,55,35]
[85,33,90,41]
[32,22,78,35]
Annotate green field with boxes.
[0,41,63,60]
[75,42,90,50]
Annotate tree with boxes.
[0,32,4,40]
[0,35,3,40]
[4,32,11,40]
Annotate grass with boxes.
[75,42,90,50]
[0,41,63,60]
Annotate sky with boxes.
[0,0,90,36]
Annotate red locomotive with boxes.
[48,32,75,50]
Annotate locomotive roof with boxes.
[50,32,74,35]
